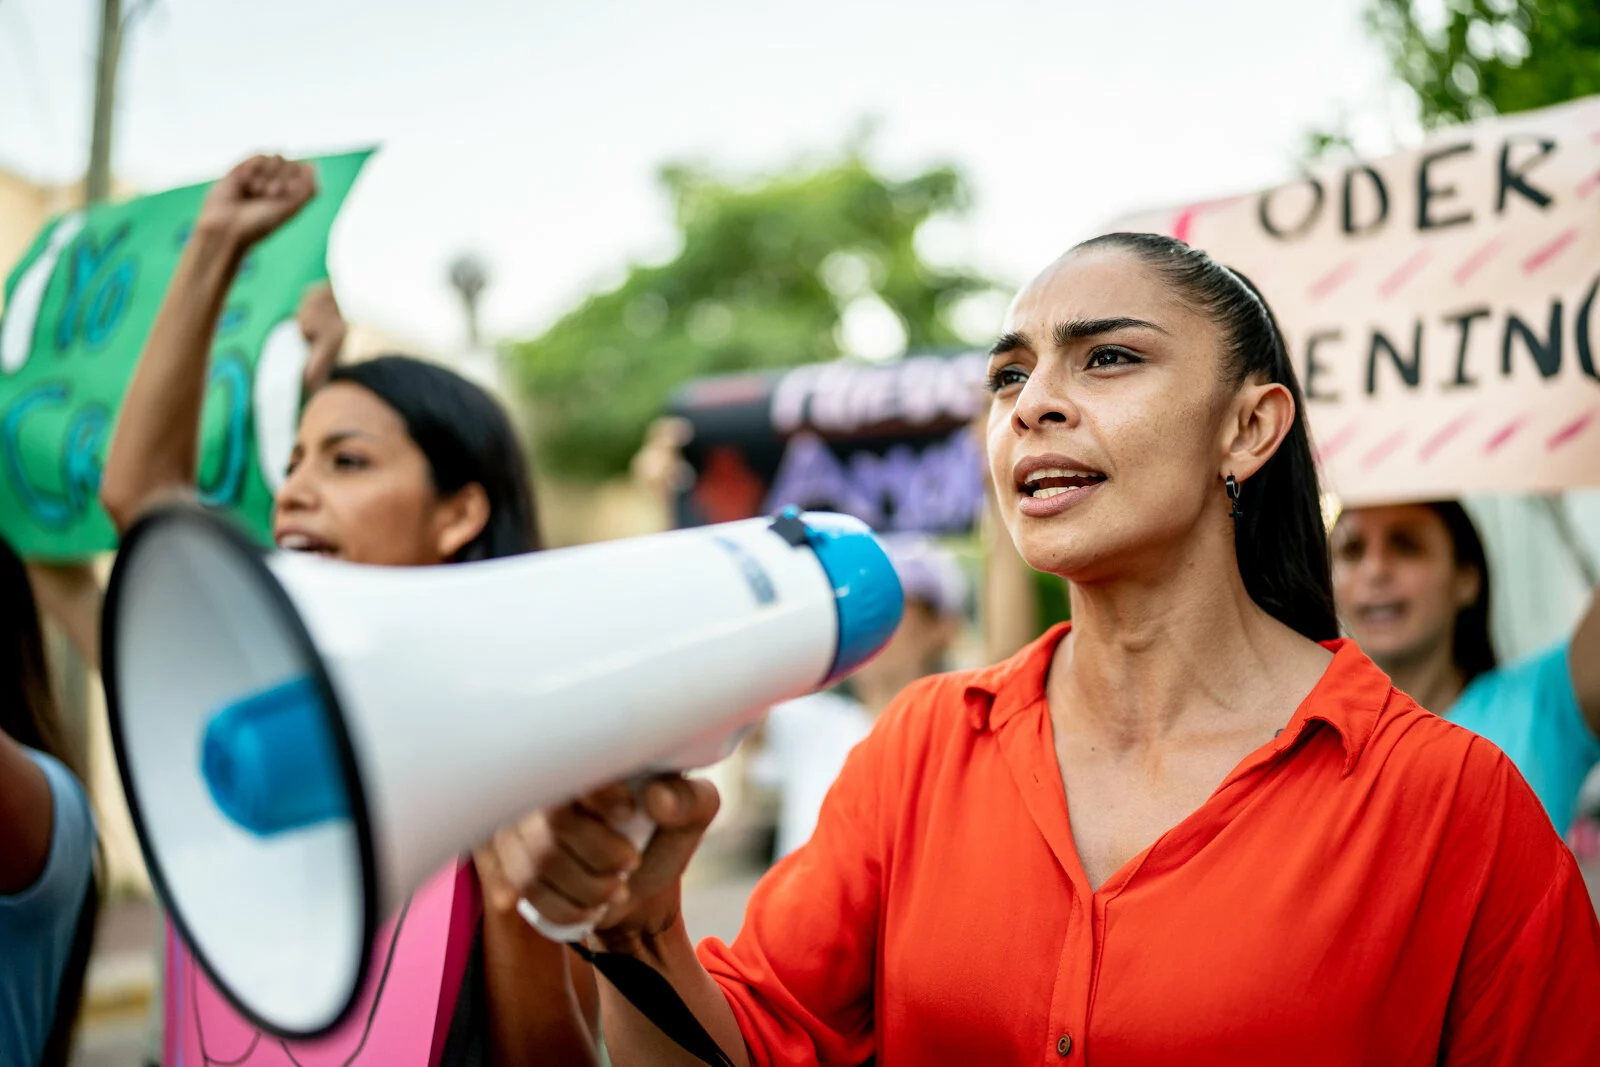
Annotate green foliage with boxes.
[1367,0,1600,127]
[507,152,996,479]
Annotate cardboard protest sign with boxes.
[1113,94,1600,506]
[165,861,480,1067]
[0,150,371,559]
[668,352,988,534]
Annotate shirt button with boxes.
[1056,1033,1073,1056]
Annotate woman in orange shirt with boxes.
[509,232,1600,1065]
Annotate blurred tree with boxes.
[1367,0,1600,127]
[508,152,996,479]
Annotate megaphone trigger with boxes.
[517,775,658,943]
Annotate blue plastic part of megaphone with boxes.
[200,674,348,837]
[790,509,905,685]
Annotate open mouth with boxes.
[1018,467,1108,499]
[1355,601,1406,625]
[275,531,340,557]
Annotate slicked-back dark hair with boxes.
[1071,232,1338,642]
[329,356,540,560]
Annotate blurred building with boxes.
[0,165,137,301]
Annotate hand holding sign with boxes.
[297,282,347,395]
[197,155,319,250]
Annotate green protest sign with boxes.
[0,150,371,560]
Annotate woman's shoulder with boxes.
[1367,678,1509,780]
[0,749,96,915]
[1369,682,1567,861]
[868,671,983,750]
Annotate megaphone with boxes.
[102,504,902,1039]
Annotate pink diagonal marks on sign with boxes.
[1453,236,1503,285]
[1578,170,1600,199]
[1548,410,1598,451]
[1313,421,1360,466]
[1484,415,1528,453]
[1378,248,1433,299]
[1360,430,1408,471]
[1523,228,1577,273]
[1418,411,1476,462]
[1170,196,1242,243]
[1310,259,1357,301]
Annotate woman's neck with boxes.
[1047,530,1332,751]
[1377,643,1465,715]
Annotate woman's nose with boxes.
[1356,546,1393,585]
[274,464,317,513]
[1010,372,1077,433]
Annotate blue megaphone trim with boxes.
[773,508,904,686]
[201,674,349,836]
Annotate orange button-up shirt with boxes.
[699,625,1600,1065]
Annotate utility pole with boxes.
[87,0,154,204]
[86,0,121,204]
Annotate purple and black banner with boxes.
[667,352,989,534]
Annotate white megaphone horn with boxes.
[102,504,903,1039]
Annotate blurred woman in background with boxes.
[1332,502,1600,836]
[99,153,598,1066]
[0,535,99,1067]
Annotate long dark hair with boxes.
[0,536,99,1067]
[1423,500,1498,685]
[329,356,541,560]
[1072,233,1338,642]
[0,539,77,773]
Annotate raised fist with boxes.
[196,154,318,249]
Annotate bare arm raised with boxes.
[99,155,316,533]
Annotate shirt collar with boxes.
[962,625,1392,776]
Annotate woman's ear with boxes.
[1222,381,1295,484]
[1453,562,1484,612]
[433,483,491,560]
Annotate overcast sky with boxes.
[0,0,1415,354]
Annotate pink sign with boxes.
[164,861,481,1067]
[1113,93,1600,505]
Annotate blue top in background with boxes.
[0,748,97,1067]
[1449,642,1600,836]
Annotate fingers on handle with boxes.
[629,777,719,898]
[492,804,642,925]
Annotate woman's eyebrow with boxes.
[317,429,381,450]
[1052,317,1168,345]
[989,331,1029,357]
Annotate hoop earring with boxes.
[1225,474,1243,521]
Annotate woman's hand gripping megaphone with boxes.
[495,775,721,950]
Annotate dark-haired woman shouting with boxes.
[100,155,598,1066]
[509,233,1600,1066]
[1333,502,1600,836]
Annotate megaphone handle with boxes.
[518,777,659,943]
